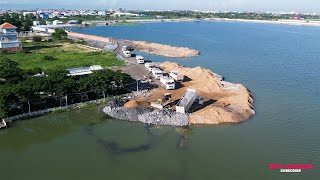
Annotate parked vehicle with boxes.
[151,68,163,80]
[136,55,145,64]
[123,50,131,58]
[160,76,175,90]
[169,70,184,82]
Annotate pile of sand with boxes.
[159,62,255,125]
[126,40,199,58]
[124,100,151,108]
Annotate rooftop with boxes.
[0,22,17,29]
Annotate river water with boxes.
[1,21,319,179]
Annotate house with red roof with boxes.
[0,22,22,52]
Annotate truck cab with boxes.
[136,55,145,64]
[160,76,175,90]
[151,68,163,80]
[123,50,131,58]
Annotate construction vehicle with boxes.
[136,55,145,64]
[160,76,175,90]
[176,89,198,114]
[151,93,172,109]
[158,93,172,104]
[151,68,163,80]
[169,70,184,82]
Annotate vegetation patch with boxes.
[0,41,124,70]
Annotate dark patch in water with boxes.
[83,123,162,155]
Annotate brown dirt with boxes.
[124,100,151,108]
[132,62,255,125]
[125,40,199,58]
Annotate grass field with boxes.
[0,41,124,70]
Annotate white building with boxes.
[98,11,106,16]
[67,65,103,76]
[112,12,140,17]
[33,21,41,26]
[23,12,36,17]
[53,20,64,26]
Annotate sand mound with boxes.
[160,62,224,94]
[159,62,255,125]
[126,40,199,58]
[124,100,151,108]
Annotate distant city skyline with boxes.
[1,0,320,12]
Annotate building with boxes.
[52,20,64,26]
[112,12,140,17]
[33,21,41,26]
[23,12,37,17]
[98,11,106,16]
[292,15,303,20]
[0,22,22,52]
[68,20,79,24]
[67,65,103,76]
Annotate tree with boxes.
[0,59,23,83]
[32,36,42,42]
[51,29,67,40]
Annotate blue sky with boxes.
[0,0,319,12]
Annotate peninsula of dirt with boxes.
[67,31,199,58]
[124,40,199,58]
[103,62,255,126]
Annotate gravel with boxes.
[103,100,189,126]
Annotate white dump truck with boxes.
[151,68,163,80]
[169,70,184,82]
[145,63,156,72]
[160,76,175,90]
[136,55,145,64]
[123,50,131,58]
[176,89,198,114]
[122,46,128,51]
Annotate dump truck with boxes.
[176,89,198,114]
[123,50,131,58]
[145,63,156,72]
[136,55,145,64]
[151,68,163,80]
[160,76,175,90]
[169,70,184,82]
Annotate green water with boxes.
[1,21,320,179]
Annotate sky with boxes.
[0,0,319,12]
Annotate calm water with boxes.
[1,22,320,179]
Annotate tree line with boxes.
[0,59,132,118]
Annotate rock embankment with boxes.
[103,100,189,126]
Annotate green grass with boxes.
[113,21,140,26]
[0,41,124,70]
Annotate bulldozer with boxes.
[157,93,172,106]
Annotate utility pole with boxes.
[65,95,68,107]
[28,100,31,114]
[136,81,139,92]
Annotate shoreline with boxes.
[79,18,320,27]
[130,18,320,27]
